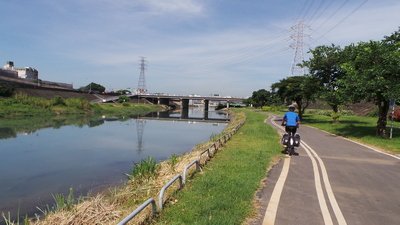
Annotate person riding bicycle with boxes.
[282,104,300,134]
[282,105,300,155]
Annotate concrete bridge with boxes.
[92,93,245,114]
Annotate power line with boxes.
[315,0,369,40]
[312,0,350,32]
[306,0,328,23]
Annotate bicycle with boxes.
[281,127,300,156]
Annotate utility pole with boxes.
[137,57,147,94]
[290,20,308,76]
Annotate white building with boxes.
[3,61,15,70]
[16,67,38,80]
[0,61,18,78]
[2,61,38,80]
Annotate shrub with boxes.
[52,96,66,106]
[307,109,354,117]
[262,105,285,112]
[118,95,130,103]
[65,98,91,111]
[0,85,14,97]
[129,157,158,181]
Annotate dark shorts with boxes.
[285,126,297,135]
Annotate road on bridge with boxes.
[250,116,400,225]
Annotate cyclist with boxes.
[282,105,300,155]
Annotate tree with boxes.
[302,44,347,113]
[340,28,400,136]
[79,82,105,94]
[247,89,281,108]
[0,84,14,97]
[116,89,132,95]
[271,75,319,118]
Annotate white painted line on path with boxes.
[269,115,348,225]
[262,157,291,225]
[301,143,334,225]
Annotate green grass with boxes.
[153,109,281,225]
[129,157,159,182]
[0,94,162,118]
[303,114,400,153]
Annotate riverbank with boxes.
[0,93,163,119]
[1,110,242,224]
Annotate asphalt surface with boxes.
[252,116,400,225]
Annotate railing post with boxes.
[117,198,157,225]
[182,159,201,185]
[158,174,183,211]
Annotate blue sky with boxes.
[1,0,399,97]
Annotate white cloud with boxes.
[143,0,204,14]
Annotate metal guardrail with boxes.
[182,159,201,185]
[116,118,246,224]
[158,174,183,210]
[200,148,212,162]
[117,198,157,225]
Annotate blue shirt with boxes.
[283,111,300,126]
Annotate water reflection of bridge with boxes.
[135,110,228,153]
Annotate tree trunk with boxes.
[296,100,303,119]
[376,100,389,137]
[332,104,339,113]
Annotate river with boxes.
[0,107,227,221]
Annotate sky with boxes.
[0,0,399,97]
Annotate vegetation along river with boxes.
[0,107,227,219]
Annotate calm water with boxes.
[0,108,227,219]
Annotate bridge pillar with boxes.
[181,99,189,119]
[227,102,230,109]
[204,100,209,112]
[203,100,209,120]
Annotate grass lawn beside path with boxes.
[302,114,400,154]
[153,109,282,225]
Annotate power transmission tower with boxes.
[137,57,147,94]
[290,20,309,76]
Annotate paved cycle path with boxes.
[252,116,400,225]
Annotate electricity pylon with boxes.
[137,57,147,94]
[290,21,309,76]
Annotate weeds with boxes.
[209,133,219,141]
[51,96,66,106]
[1,210,29,225]
[129,157,159,182]
[168,154,179,171]
[52,187,76,211]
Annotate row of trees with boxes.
[247,28,399,137]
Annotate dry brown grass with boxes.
[32,196,121,225]
[31,110,245,225]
